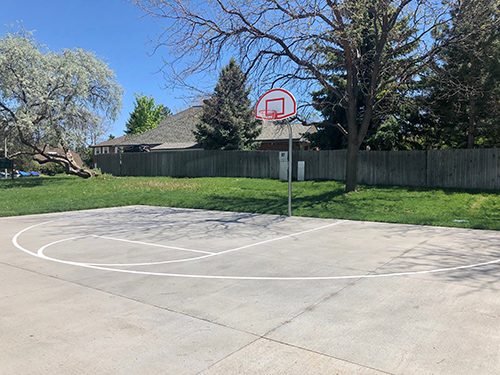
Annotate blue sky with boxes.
[1,0,210,138]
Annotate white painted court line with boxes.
[19,219,348,267]
[11,218,500,281]
[32,234,215,267]
[93,235,215,255]
[37,235,92,256]
[215,221,349,256]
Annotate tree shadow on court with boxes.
[148,199,293,243]
[33,203,500,294]
[48,204,293,245]
[367,223,500,294]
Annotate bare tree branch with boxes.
[130,0,466,191]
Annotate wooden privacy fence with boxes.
[97,148,500,190]
[97,150,280,179]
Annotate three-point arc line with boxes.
[11,219,500,280]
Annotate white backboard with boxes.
[255,88,296,120]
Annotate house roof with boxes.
[152,142,202,151]
[119,106,203,148]
[118,106,316,150]
[256,123,316,142]
[91,135,127,148]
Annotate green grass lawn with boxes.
[1,174,499,230]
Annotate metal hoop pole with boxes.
[287,122,292,217]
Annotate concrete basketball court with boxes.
[1,205,499,374]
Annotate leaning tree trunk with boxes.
[36,155,95,178]
[65,162,95,178]
[31,143,96,179]
[16,130,96,178]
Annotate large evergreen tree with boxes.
[307,0,500,152]
[125,93,171,135]
[194,58,261,150]
[425,0,500,149]
[306,4,420,152]
[308,87,419,151]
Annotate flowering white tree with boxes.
[0,30,123,178]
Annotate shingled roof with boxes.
[256,123,315,141]
[119,106,203,149]
[118,106,315,150]
[91,135,127,148]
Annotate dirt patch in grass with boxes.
[126,179,198,191]
[471,196,487,211]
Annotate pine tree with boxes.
[427,0,500,149]
[194,58,261,150]
[307,1,420,152]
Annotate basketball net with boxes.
[258,109,278,128]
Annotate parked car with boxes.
[0,172,10,178]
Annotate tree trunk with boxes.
[345,90,361,193]
[30,144,96,179]
[36,156,95,178]
[345,141,360,193]
[467,97,476,149]
[67,164,95,178]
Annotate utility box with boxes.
[279,151,288,180]
[297,161,305,181]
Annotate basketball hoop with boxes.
[258,109,278,121]
[254,88,296,217]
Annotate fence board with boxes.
[97,148,500,190]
